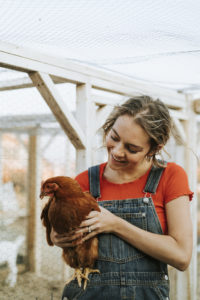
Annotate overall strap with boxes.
[144,161,167,194]
[88,165,101,199]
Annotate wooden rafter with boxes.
[29,72,86,149]
[0,74,66,91]
[0,41,186,107]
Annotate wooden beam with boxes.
[0,76,33,91]
[42,132,58,153]
[0,127,62,134]
[92,93,125,107]
[0,134,2,185]
[76,83,95,173]
[0,41,186,107]
[0,114,57,128]
[29,72,86,149]
[0,75,66,91]
[96,105,113,131]
[0,113,63,133]
[169,109,188,120]
[26,133,41,272]
[183,95,198,300]
[175,94,198,300]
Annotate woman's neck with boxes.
[103,160,152,184]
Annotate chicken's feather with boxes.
[40,176,100,272]
[40,199,53,246]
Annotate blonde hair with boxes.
[102,95,172,167]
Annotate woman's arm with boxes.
[78,195,193,271]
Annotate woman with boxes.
[52,96,193,300]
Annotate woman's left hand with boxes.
[75,206,118,243]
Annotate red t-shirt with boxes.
[75,162,193,234]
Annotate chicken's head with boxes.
[40,176,84,201]
[40,181,59,199]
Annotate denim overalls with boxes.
[62,164,170,300]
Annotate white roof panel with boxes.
[0,0,199,90]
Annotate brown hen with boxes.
[40,176,100,289]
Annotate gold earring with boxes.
[146,155,152,161]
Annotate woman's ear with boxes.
[147,144,164,157]
[156,144,164,153]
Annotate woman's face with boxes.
[106,115,151,171]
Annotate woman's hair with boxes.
[102,95,172,167]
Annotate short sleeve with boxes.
[163,163,193,204]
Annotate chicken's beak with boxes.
[40,192,45,200]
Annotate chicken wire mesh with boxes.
[0,84,193,300]
[0,80,110,299]
[0,84,77,299]
[0,136,76,299]
[0,1,200,299]
[0,0,200,90]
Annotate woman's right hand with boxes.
[50,227,84,248]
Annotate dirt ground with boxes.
[0,216,64,300]
[0,265,64,300]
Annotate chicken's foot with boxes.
[83,267,100,290]
[66,268,88,287]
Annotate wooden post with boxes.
[0,133,3,185]
[176,94,198,300]
[26,130,42,273]
[76,83,95,174]
[64,136,74,176]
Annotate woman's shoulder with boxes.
[75,162,106,191]
[161,161,193,202]
[162,161,190,185]
[164,161,188,177]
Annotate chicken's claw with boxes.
[66,268,88,287]
[83,267,100,290]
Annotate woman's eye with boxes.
[111,135,118,141]
[127,147,137,154]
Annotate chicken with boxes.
[40,176,100,289]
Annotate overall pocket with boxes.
[98,210,147,262]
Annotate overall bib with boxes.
[62,164,170,300]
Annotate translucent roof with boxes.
[0,0,200,91]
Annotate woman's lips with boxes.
[111,153,127,164]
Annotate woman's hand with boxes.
[75,206,119,243]
[50,207,118,247]
[50,227,84,248]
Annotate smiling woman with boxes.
[105,115,152,181]
[51,95,193,300]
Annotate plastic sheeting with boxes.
[0,0,200,90]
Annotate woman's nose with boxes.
[113,144,125,158]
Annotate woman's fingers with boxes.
[50,227,84,248]
[55,232,83,242]
[77,207,114,236]
[79,216,98,228]
[75,224,98,244]
[50,207,114,247]
[77,222,98,235]
[84,210,99,219]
